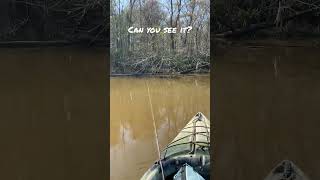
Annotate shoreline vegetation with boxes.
[110,72,209,77]
[0,1,108,44]
[213,0,320,59]
[0,40,108,48]
[1,1,320,74]
[110,0,210,74]
[213,0,320,42]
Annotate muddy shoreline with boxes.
[110,72,210,77]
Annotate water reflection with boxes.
[110,76,210,179]
[214,46,320,179]
[0,47,107,180]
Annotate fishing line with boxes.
[146,81,165,180]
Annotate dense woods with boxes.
[0,0,108,44]
[110,0,210,74]
[2,0,319,73]
[213,0,320,38]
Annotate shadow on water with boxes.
[110,76,210,180]
[213,46,320,179]
[0,47,107,180]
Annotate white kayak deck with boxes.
[161,112,210,159]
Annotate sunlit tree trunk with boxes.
[170,0,175,51]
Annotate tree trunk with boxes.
[170,0,175,51]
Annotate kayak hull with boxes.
[141,154,210,180]
[141,112,210,180]
[264,160,310,180]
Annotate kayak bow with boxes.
[264,160,310,180]
[141,112,210,180]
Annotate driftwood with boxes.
[215,23,273,38]
[110,71,210,77]
[110,73,181,77]
[179,64,210,74]
[215,7,320,38]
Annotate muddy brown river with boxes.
[2,43,320,180]
[213,44,320,180]
[110,76,210,179]
[0,47,107,180]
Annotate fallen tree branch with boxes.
[215,6,320,38]
[179,64,209,74]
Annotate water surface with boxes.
[110,75,210,179]
[0,47,107,180]
[213,45,320,179]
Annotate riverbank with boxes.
[110,72,210,77]
[110,67,210,76]
[111,53,210,75]
[0,40,107,48]
[214,37,320,56]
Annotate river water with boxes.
[3,44,318,180]
[0,47,107,180]
[214,44,320,179]
[110,75,210,179]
